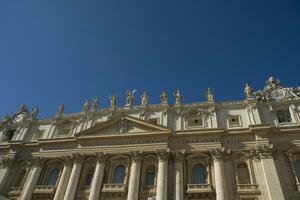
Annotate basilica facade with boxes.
[1,77,300,200]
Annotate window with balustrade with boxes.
[47,168,60,186]
[237,162,251,184]
[113,165,125,184]
[276,109,292,123]
[145,165,156,186]
[192,164,207,184]
[294,160,300,182]
[13,169,27,187]
[84,166,95,186]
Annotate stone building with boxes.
[0,77,300,200]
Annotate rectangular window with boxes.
[276,109,292,123]
[33,129,45,140]
[228,115,241,127]
[147,118,159,124]
[187,117,204,127]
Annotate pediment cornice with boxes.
[75,114,171,137]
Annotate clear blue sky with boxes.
[0,0,300,118]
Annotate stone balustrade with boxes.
[77,186,90,194]
[8,187,23,195]
[34,185,56,194]
[236,184,260,194]
[102,184,127,193]
[186,184,213,193]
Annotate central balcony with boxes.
[33,185,56,194]
[236,184,260,194]
[102,183,127,193]
[77,186,91,194]
[102,184,127,198]
[8,187,23,196]
[186,184,213,194]
[141,185,157,196]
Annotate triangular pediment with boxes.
[76,114,170,137]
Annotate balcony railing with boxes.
[77,186,91,194]
[186,184,213,193]
[102,184,127,193]
[236,184,260,194]
[34,185,56,194]
[142,185,156,192]
[8,187,23,195]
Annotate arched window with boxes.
[237,163,251,184]
[47,168,60,186]
[145,165,155,186]
[113,165,125,184]
[84,167,95,186]
[193,164,207,184]
[294,160,300,181]
[14,169,26,187]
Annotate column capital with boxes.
[71,153,83,164]
[0,157,13,168]
[95,152,108,163]
[210,148,230,161]
[62,155,73,166]
[250,145,276,160]
[31,157,44,167]
[129,150,143,161]
[156,149,170,161]
[172,150,185,161]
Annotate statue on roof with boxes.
[266,76,281,89]
[174,90,183,106]
[55,104,64,118]
[91,98,99,112]
[244,83,254,100]
[140,92,149,106]
[30,106,39,119]
[109,94,117,109]
[206,88,214,103]
[82,100,90,113]
[160,91,168,105]
[125,90,135,107]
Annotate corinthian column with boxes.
[20,157,44,200]
[173,151,184,200]
[127,151,142,200]
[63,154,83,200]
[210,148,229,200]
[53,156,72,200]
[156,149,169,200]
[88,153,107,200]
[0,158,12,194]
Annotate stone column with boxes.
[88,153,107,200]
[211,148,228,200]
[252,146,285,200]
[127,151,142,200]
[156,149,169,200]
[173,151,184,200]
[20,157,44,200]
[63,154,83,200]
[0,158,12,194]
[53,156,73,200]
